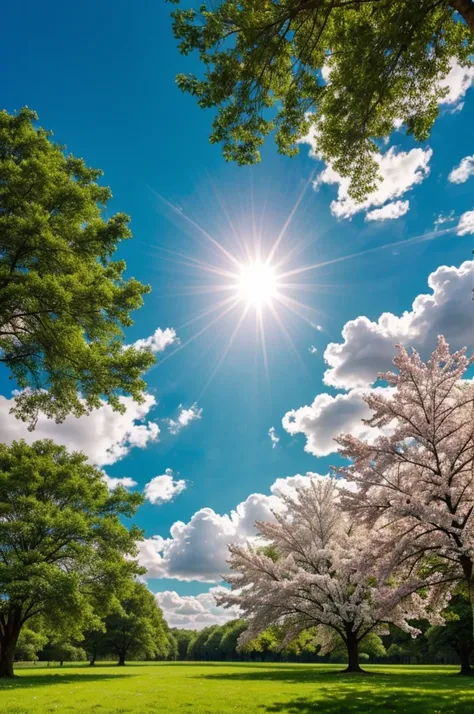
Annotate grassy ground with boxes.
[0,662,473,714]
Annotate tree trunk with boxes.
[457,642,473,676]
[0,622,21,679]
[343,629,363,673]
[117,652,126,666]
[0,635,18,678]
[450,0,474,33]
[460,556,474,643]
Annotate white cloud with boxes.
[438,59,474,107]
[131,327,178,354]
[144,469,187,505]
[0,393,160,467]
[268,426,280,449]
[434,211,456,227]
[155,587,241,630]
[309,345,318,354]
[365,200,409,222]
[313,147,432,220]
[138,472,335,583]
[102,474,137,490]
[448,155,474,184]
[166,403,202,435]
[457,211,474,235]
[323,260,473,391]
[282,387,391,457]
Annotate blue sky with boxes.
[2,1,474,628]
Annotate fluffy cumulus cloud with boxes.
[155,587,241,630]
[166,403,202,435]
[457,210,474,236]
[138,473,335,583]
[323,260,473,390]
[448,155,474,184]
[282,387,391,457]
[313,147,432,220]
[365,200,409,222]
[102,474,138,490]
[438,59,474,107]
[131,327,178,354]
[0,393,159,467]
[268,426,280,448]
[144,468,187,505]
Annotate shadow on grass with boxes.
[197,665,370,684]
[199,667,474,713]
[264,689,474,714]
[0,671,135,690]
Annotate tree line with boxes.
[171,592,473,673]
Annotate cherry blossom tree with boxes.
[336,336,474,636]
[217,477,446,673]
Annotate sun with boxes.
[237,262,278,306]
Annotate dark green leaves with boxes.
[169,1,474,198]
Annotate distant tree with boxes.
[427,592,473,676]
[0,107,154,427]
[219,621,247,661]
[218,476,447,673]
[105,582,169,665]
[0,439,143,678]
[82,628,108,667]
[166,632,179,661]
[337,337,474,637]
[187,626,217,661]
[15,625,48,663]
[168,1,474,200]
[41,639,86,666]
[170,629,197,660]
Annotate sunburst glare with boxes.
[237,262,278,306]
[148,181,452,394]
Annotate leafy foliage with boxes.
[0,439,143,676]
[0,107,154,426]
[104,581,170,664]
[168,0,474,200]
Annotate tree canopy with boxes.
[168,0,474,200]
[104,581,171,665]
[218,476,445,672]
[0,107,154,426]
[0,439,143,677]
[337,337,474,639]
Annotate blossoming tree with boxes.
[336,336,474,635]
[218,477,445,672]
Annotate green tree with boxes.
[0,107,154,426]
[82,627,108,667]
[166,631,179,661]
[219,620,247,660]
[104,581,169,665]
[427,593,474,676]
[170,629,197,660]
[0,439,143,677]
[168,0,474,199]
[14,625,48,663]
[40,638,86,666]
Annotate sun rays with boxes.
[147,181,461,394]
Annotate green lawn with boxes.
[0,662,473,713]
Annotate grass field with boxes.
[0,662,473,714]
